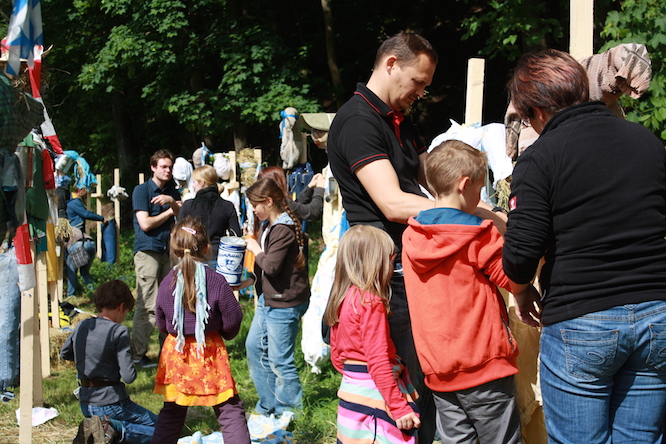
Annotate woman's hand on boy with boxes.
[512,283,542,327]
[396,412,421,431]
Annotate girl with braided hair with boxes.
[244,178,311,423]
[151,217,250,444]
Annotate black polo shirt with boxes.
[328,83,427,251]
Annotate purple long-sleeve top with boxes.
[156,266,243,340]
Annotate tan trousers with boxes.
[131,250,172,361]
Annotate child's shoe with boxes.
[247,413,277,441]
[101,415,119,444]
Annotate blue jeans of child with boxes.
[66,240,96,296]
[540,300,666,444]
[246,294,308,416]
[81,398,157,444]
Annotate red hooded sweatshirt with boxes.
[402,209,518,392]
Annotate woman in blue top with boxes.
[66,186,105,296]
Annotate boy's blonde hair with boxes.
[425,140,487,197]
[324,225,395,326]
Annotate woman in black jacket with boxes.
[178,165,241,270]
[503,49,666,443]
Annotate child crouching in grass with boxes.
[62,280,157,444]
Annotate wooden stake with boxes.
[570,0,594,59]
[465,58,486,125]
[37,251,50,377]
[114,168,121,260]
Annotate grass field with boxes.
[0,225,340,443]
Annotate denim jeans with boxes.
[540,300,666,444]
[81,398,157,444]
[389,267,437,444]
[101,220,117,264]
[66,239,96,296]
[0,251,20,391]
[246,294,308,416]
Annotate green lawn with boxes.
[0,225,340,443]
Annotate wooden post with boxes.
[465,58,486,125]
[36,251,50,377]
[227,151,237,185]
[93,174,103,259]
[114,168,121,261]
[19,246,43,444]
[570,0,594,60]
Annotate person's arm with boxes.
[247,225,294,276]
[290,187,324,221]
[135,208,175,232]
[60,331,75,361]
[509,282,542,327]
[116,325,136,384]
[213,273,244,340]
[361,296,418,423]
[356,159,434,224]
[151,193,182,218]
[70,199,104,223]
[503,149,552,286]
[155,276,171,334]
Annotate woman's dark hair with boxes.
[508,49,589,122]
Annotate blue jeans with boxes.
[81,398,157,444]
[246,294,308,416]
[0,251,20,391]
[540,300,666,444]
[66,239,96,296]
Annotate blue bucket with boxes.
[216,236,246,285]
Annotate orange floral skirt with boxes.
[154,332,237,407]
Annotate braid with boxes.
[283,202,306,269]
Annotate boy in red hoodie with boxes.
[402,140,531,444]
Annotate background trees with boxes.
[2,0,663,182]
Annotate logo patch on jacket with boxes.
[509,196,517,211]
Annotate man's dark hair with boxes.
[149,149,175,167]
[93,280,135,313]
[374,31,438,69]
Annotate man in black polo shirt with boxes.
[130,149,181,368]
[328,32,437,443]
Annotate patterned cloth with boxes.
[154,332,237,407]
[0,75,43,150]
[337,363,418,444]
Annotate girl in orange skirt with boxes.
[151,217,250,444]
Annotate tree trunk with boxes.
[111,91,138,226]
[112,91,136,184]
[233,122,248,151]
[321,0,344,109]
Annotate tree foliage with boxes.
[457,0,565,60]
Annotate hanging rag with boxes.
[279,107,301,170]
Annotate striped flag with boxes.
[28,45,63,154]
[5,0,43,76]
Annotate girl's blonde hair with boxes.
[246,178,306,270]
[192,165,223,193]
[324,225,395,326]
[170,217,210,312]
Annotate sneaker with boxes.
[101,415,119,444]
[132,355,157,368]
